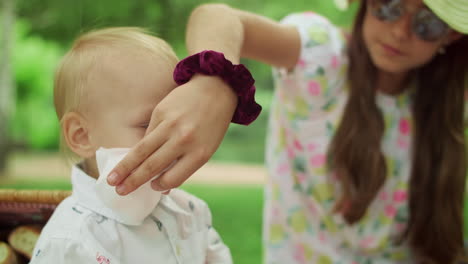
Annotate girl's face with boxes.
[363,0,460,74]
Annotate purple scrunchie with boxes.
[173,50,262,125]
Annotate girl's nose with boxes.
[390,13,413,41]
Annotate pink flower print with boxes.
[303,11,316,16]
[298,59,306,68]
[293,244,306,263]
[307,81,321,96]
[360,237,374,249]
[397,137,409,149]
[393,190,407,203]
[310,154,326,167]
[306,143,318,152]
[277,163,290,174]
[331,55,339,69]
[306,202,319,216]
[297,172,307,183]
[284,78,295,87]
[96,253,110,264]
[273,207,281,217]
[294,139,304,150]
[379,191,388,201]
[384,204,397,218]
[287,146,295,159]
[318,232,327,243]
[399,118,411,135]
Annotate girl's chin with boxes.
[371,56,411,75]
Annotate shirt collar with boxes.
[71,165,147,225]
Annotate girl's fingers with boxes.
[144,107,163,137]
[150,152,208,191]
[107,122,167,187]
[107,77,235,195]
[115,139,181,195]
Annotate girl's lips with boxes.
[380,43,404,56]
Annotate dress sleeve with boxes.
[273,12,348,120]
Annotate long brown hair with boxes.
[327,1,467,263]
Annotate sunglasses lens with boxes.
[372,0,404,21]
[412,9,448,41]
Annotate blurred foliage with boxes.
[10,0,357,162]
[11,20,63,149]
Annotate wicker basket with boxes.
[0,189,71,228]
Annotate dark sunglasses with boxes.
[369,0,449,42]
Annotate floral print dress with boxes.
[264,12,415,264]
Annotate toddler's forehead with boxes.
[80,46,174,106]
[89,46,168,79]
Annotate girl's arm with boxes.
[186,3,300,68]
[107,4,301,195]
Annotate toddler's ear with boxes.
[61,112,95,159]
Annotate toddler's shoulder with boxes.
[32,197,121,263]
[165,188,211,215]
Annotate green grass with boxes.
[183,185,263,264]
[0,180,264,264]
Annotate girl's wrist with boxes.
[191,74,238,111]
[173,50,261,125]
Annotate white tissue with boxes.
[95,147,162,225]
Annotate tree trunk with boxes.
[0,0,16,172]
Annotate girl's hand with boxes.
[107,75,237,195]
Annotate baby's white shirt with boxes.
[29,165,232,264]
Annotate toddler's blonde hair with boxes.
[54,27,178,120]
[54,27,178,159]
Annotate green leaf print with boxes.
[317,255,332,264]
[325,121,335,136]
[295,96,310,118]
[314,183,334,203]
[303,245,314,260]
[294,157,306,173]
[395,206,408,223]
[289,209,308,233]
[306,26,330,47]
[316,66,326,76]
[376,238,389,253]
[322,98,337,112]
[388,251,408,261]
[386,158,401,178]
[270,224,287,245]
[372,218,382,231]
[276,126,287,152]
[322,216,339,233]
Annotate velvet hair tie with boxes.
[173,50,262,125]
